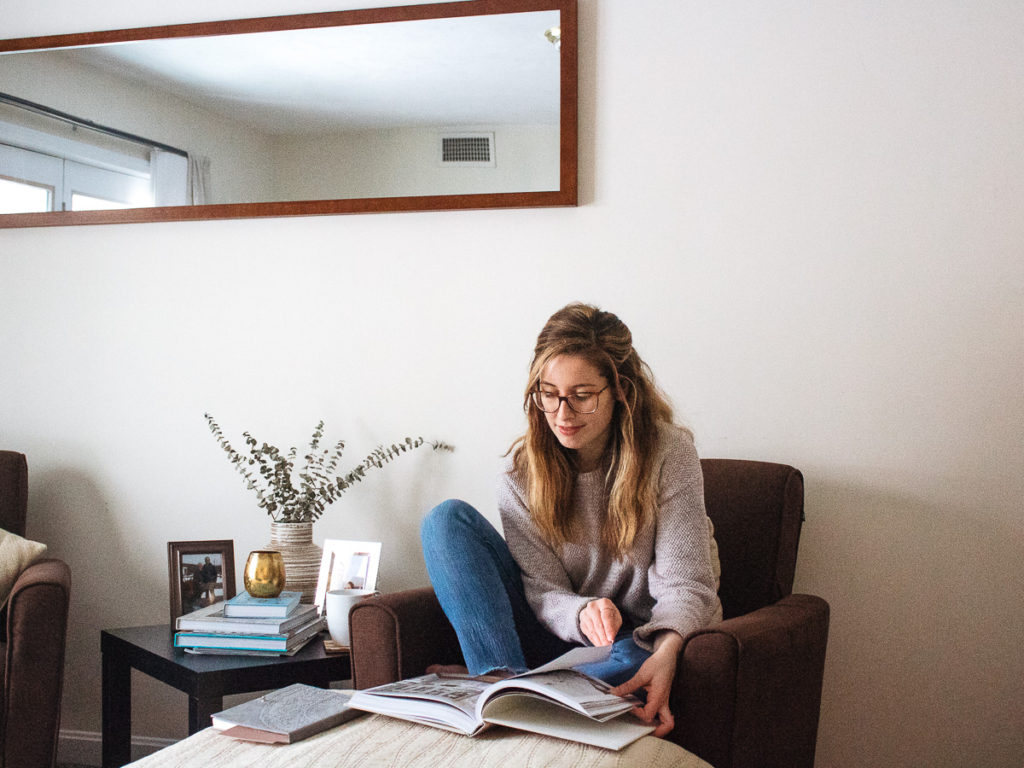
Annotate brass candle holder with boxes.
[243,549,286,598]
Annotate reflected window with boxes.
[71,193,133,211]
[1,96,188,210]
[0,175,51,213]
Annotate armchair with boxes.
[0,451,72,768]
[349,459,829,768]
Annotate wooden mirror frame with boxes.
[0,0,577,228]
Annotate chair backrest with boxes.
[0,450,29,537]
[700,458,804,620]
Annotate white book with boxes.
[348,646,655,751]
[175,602,318,635]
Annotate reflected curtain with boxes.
[188,154,210,205]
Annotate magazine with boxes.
[348,646,655,751]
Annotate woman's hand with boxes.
[610,631,683,738]
[579,598,622,646]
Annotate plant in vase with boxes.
[205,414,453,601]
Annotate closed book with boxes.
[211,683,364,743]
[222,590,302,618]
[176,601,318,635]
[174,614,325,652]
[183,633,318,657]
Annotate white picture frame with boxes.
[314,539,382,611]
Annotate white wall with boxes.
[1,1,1022,767]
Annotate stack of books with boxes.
[174,591,325,656]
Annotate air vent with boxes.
[439,133,495,167]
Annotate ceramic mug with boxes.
[325,588,376,647]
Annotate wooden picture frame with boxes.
[167,539,236,622]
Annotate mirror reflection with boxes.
[0,2,572,223]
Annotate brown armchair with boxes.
[349,459,829,768]
[0,451,72,768]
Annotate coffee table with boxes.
[101,624,351,768]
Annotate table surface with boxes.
[101,623,350,676]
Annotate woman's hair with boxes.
[510,302,675,559]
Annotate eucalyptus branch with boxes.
[204,414,453,523]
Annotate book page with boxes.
[478,670,637,721]
[348,674,490,734]
[358,674,490,719]
[482,695,654,751]
[523,645,611,675]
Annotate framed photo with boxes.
[314,539,382,611]
[167,540,236,622]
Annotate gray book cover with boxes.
[211,683,362,742]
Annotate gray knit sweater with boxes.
[498,423,722,651]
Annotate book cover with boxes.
[183,632,318,657]
[174,614,325,652]
[222,590,302,618]
[176,601,318,635]
[211,683,364,743]
[348,646,654,751]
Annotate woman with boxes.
[421,302,721,737]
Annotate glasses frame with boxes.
[531,385,609,414]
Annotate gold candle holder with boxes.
[243,550,286,598]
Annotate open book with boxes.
[348,647,654,751]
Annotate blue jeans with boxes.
[420,499,650,686]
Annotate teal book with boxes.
[223,590,302,618]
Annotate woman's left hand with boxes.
[609,631,683,738]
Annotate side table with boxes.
[101,624,351,768]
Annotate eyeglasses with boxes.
[531,386,609,414]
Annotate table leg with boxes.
[189,694,223,734]
[102,648,132,768]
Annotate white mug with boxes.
[325,588,376,647]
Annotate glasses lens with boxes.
[568,393,599,414]
[532,390,558,412]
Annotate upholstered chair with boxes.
[0,451,72,768]
[349,459,829,768]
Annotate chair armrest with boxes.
[674,593,829,768]
[349,587,463,690]
[3,557,71,768]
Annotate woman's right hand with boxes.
[579,598,622,646]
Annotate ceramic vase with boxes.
[265,521,322,603]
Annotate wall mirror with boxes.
[0,0,576,228]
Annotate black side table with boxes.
[101,624,351,768]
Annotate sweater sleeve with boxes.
[633,430,722,649]
[497,466,590,645]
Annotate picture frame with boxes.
[167,540,236,622]
[313,539,382,611]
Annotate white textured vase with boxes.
[265,521,323,603]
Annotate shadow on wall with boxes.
[30,466,138,735]
[797,477,1024,768]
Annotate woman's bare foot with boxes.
[425,664,518,682]
[426,664,469,676]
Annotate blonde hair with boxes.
[510,303,674,560]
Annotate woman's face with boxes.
[538,354,617,472]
